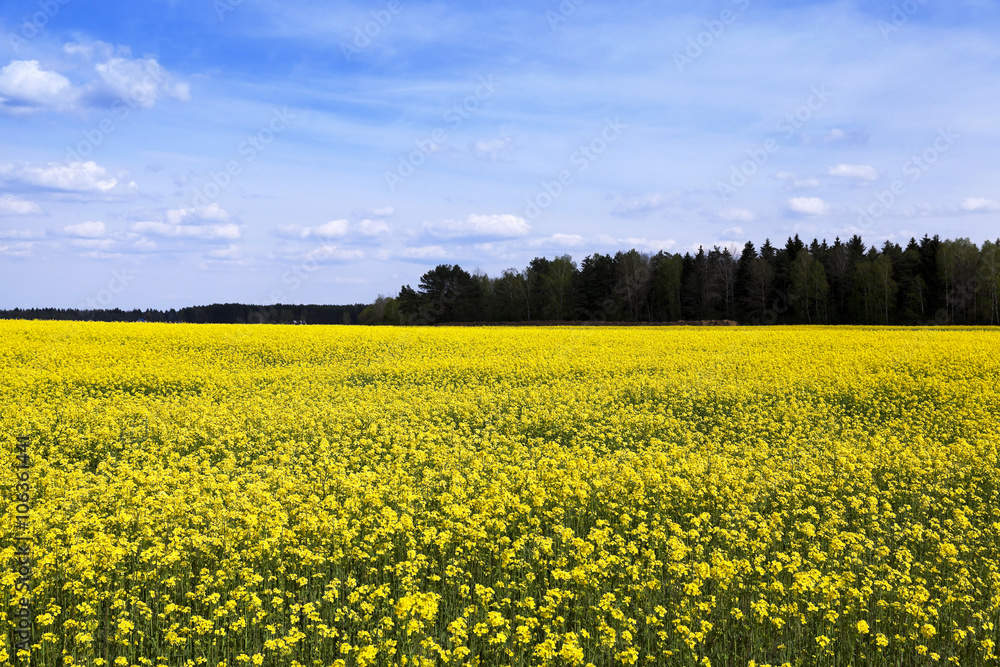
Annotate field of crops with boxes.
[1,321,998,667]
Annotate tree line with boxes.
[359,234,1000,326]
[0,303,367,325]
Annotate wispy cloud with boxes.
[61,221,106,238]
[423,214,530,239]
[610,194,668,218]
[829,164,879,181]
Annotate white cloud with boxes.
[400,245,450,259]
[718,208,755,223]
[961,197,1000,212]
[62,221,106,238]
[362,206,395,218]
[424,214,529,239]
[357,219,390,235]
[304,219,349,238]
[529,233,586,248]
[611,194,667,218]
[776,172,821,189]
[829,164,879,181]
[0,240,35,257]
[0,161,120,192]
[273,217,388,240]
[132,220,241,240]
[311,245,364,261]
[788,197,831,216]
[472,137,513,161]
[0,44,189,115]
[0,60,78,114]
[93,56,190,108]
[0,195,43,216]
[132,206,239,240]
[165,203,230,225]
[207,244,241,259]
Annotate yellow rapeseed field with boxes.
[1,321,999,667]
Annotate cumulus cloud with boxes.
[165,203,230,226]
[718,208,755,223]
[0,195,43,216]
[400,245,450,260]
[61,221,106,238]
[0,161,121,192]
[92,56,190,108]
[610,194,668,218]
[132,220,240,240]
[308,219,350,237]
[131,205,239,241]
[357,219,390,235]
[0,43,189,115]
[961,197,1000,212]
[273,217,389,240]
[274,219,348,239]
[788,197,831,216]
[312,245,364,261]
[0,60,78,114]
[829,164,879,181]
[529,233,586,248]
[424,214,529,239]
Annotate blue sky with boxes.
[1,0,999,309]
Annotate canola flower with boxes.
[0,321,999,666]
